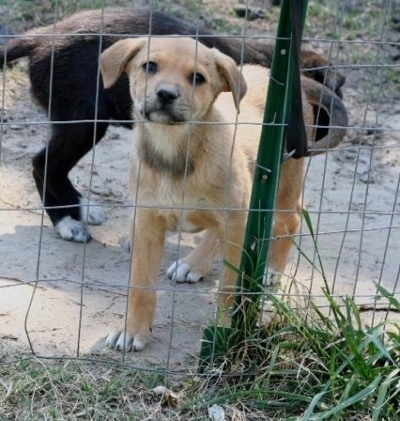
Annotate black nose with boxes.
[156,86,179,103]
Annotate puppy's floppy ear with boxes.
[213,49,247,111]
[100,38,147,89]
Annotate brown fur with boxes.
[100,37,315,351]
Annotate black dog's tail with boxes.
[302,76,348,154]
[0,36,34,67]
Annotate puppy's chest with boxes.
[137,177,218,233]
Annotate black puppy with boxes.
[0,7,345,242]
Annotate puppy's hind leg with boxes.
[33,121,108,242]
[265,158,304,285]
[266,210,301,285]
[216,211,247,326]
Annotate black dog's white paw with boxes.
[55,216,91,242]
[55,200,106,242]
[79,198,106,225]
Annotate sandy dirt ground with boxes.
[1,4,400,371]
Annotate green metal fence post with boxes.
[200,0,308,371]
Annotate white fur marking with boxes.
[79,198,106,225]
[166,260,203,283]
[263,267,283,287]
[167,260,190,283]
[166,259,182,279]
[55,216,91,243]
[186,270,204,283]
[105,331,147,352]
[115,332,134,352]
[105,331,122,348]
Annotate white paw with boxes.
[263,267,283,287]
[166,260,204,283]
[55,216,91,242]
[105,330,148,352]
[79,198,106,226]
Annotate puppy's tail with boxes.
[302,76,348,154]
[0,36,34,68]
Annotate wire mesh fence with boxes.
[0,0,399,388]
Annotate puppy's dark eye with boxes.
[190,72,206,86]
[143,61,157,74]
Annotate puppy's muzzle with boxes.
[156,84,180,105]
[143,83,186,123]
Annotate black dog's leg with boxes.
[33,120,109,242]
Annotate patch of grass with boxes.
[0,355,173,420]
[0,0,130,31]
[306,0,390,40]
[386,66,400,86]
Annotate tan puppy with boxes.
[100,37,313,352]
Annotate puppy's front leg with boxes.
[106,209,166,352]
